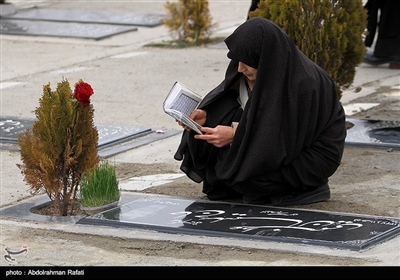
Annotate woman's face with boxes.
[238,62,258,82]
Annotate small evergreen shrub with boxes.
[250,0,368,99]
[163,0,215,45]
[17,78,99,216]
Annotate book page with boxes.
[163,81,203,134]
[164,109,202,134]
[169,92,199,117]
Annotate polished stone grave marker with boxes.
[0,19,138,40]
[2,8,165,27]
[0,116,180,157]
[0,117,31,144]
[0,116,149,146]
[2,116,399,151]
[345,118,400,150]
[77,196,400,251]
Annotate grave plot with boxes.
[0,8,165,40]
[2,8,165,27]
[345,118,400,150]
[0,116,180,158]
[0,19,138,40]
[78,196,400,251]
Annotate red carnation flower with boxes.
[74,80,94,107]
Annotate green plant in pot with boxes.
[79,161,121,215]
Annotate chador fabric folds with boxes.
[174,18,346,204]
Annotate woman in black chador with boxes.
[174,18,346,206]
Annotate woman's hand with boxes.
[194,125,234,147]
[176,109,207,131]
[190,109,207,126]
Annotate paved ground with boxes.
[1,0,399,272]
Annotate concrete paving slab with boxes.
[120,174,186,191]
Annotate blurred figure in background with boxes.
[363,0,400,69]
[247,0,260,19]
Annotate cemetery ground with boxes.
[1,0,399,268]
[1,139,399,266]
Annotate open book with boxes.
[163,81,203,134]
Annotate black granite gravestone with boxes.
[0,116,149,146]
[2,115,399,158]
[77,196,400,251]
[0,116,181,157]
[0,117,31,144]
[0,19,138,40]
[345,118,400,150]
[2,9,165,27]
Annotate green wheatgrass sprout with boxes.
[79,161,120,207]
